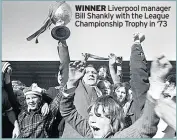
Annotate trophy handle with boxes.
[86,53,123,64]
[26,19,52,43]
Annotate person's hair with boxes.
[85,64,97,72]
[97,80,111,87]
[98,65,108,73]
[87,95,125,133]
[86,64,93,67]
[12,80,26,90]
[97,65,111,80]
[97,80,112,95]
[166,74,176,86]
[13,89,26,107]
[112,82,130,103]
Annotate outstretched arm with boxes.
[46,41,70,128]
[60,88,92,137]
[60,61,93,138]
[130,34,149,122]
[108,53,122,85]
[4,73,20,115]
[57,40,70,86]
[155,98,176,131]
[114,55,172,138]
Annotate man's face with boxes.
[88,105,111,138]
[83,66,98,86]
[98,67,107,80]
[115,87,126,103]
[162,83,176,99]
[25,94,41,111]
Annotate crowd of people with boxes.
[2,33,176,138]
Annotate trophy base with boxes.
[51,26,70,41]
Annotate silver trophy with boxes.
[26,1,72,43]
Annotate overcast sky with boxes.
[2,1,176,61]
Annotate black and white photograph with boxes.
[2,1,176,138]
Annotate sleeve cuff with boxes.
[5,107,13,112]
[148,78,166,100]
[62,87,76,97]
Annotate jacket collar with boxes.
[103,131,114,138]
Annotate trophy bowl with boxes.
[51,2,72,41]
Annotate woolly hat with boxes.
[23,83,42,97]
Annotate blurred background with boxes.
[9,61,176,89]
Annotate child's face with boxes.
[88,105,111,138]
[98,67,107,79]
[99,82,111,95]
[26,94,41,111]
[115,87,126,103]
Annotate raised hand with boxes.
[67,61,86,87]
[41,103,50,116]
[150,55,172,83]
[155,98,176,130]
[108,53,117,66]
[149,55,173,100]
[81,53,90,62]
[6,66,12,75]
[58,40,67,47]
[12,121,20,138]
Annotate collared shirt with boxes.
[92,86,102,97]
[17,87,63,138]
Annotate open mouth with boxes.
[29,103,36,107]
[104,90,109,94]
[91,125,100,131]
[88,78,95,80]
[118,96,122,99]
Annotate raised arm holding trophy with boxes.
[26,1,72,43]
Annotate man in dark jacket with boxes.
[42,40,70,138]
[2,62,20,138]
